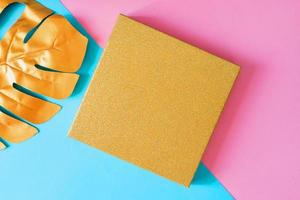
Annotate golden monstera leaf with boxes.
[0,0,88,149]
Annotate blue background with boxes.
[0,1,233,199]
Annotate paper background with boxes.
[0,0,233,199]
[61,0,300,199]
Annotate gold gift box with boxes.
[70,15,239,186]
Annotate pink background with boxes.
[61,0,300,199]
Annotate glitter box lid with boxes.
[69,14,239,186]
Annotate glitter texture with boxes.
[69,15,239,186]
